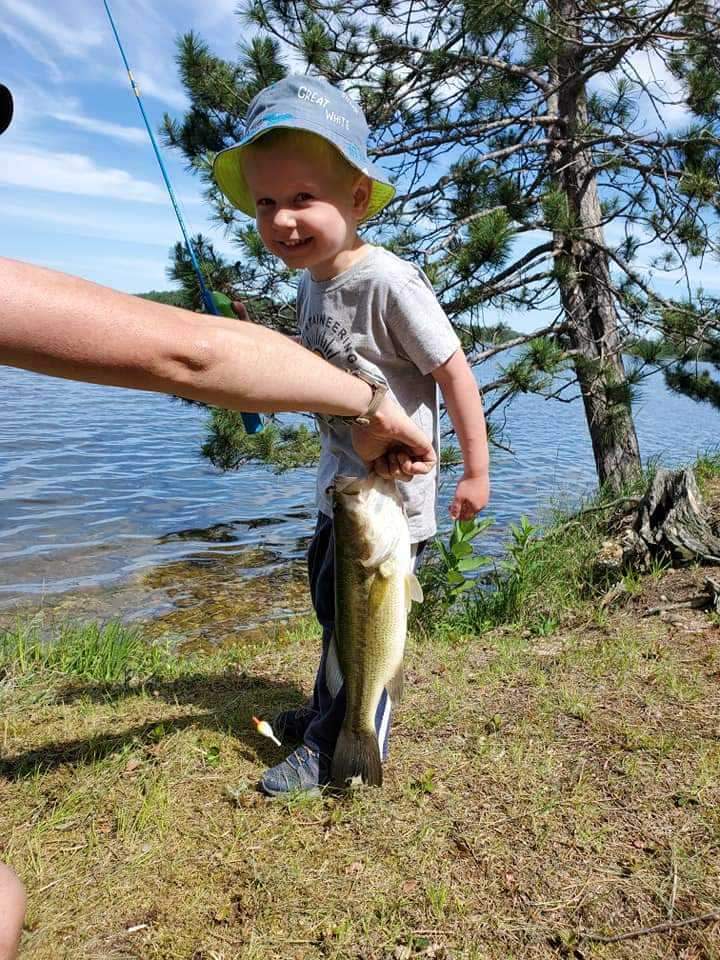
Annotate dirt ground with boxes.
[2,480,720,959]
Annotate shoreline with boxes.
[3,460,720,958]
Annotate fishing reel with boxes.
[0,84,13,135]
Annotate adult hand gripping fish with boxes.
[331,474,423,788]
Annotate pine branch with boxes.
[473,323,567,363]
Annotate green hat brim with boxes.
[213,127,395,223]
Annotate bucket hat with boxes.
[213,74,395,221]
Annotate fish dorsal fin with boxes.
[405,573,424,611]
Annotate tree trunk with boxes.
[595,468,720,578]
[636,467,720,564]
[549,2,642,492]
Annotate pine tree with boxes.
[162,3,720,490]
[659,5,720,411]
[662,300,720,409]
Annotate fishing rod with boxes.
[102,0,262,434]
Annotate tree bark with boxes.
[594,468,720,577]
[636,467,720,564]
[549,1,642,492]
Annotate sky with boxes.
[0,0,243,294]
[0,2,714,333]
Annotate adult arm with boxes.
[0,863,25,960]
[0,258,434,475]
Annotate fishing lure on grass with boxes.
[102,0,261,435]
[252,716,282,747]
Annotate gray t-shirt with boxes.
[297,245,460,542]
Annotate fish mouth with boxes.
[329,475,400,504]
[332,476,366,497]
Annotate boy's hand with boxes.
[449,473,489,521]
[231,301,250,321]
[351,396,436,478]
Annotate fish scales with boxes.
[331,474,422,789]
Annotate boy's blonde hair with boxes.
[243,128,360,187]
[213,74,395,220]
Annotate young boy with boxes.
[214,75,489,795]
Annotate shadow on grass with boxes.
[1,672,306,780]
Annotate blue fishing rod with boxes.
[102,0,262,434]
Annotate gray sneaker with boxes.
[273,704,317,742]
[259,744,329,797]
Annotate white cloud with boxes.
[199,0,239,20]
[0,0,103,58]
[593,48,692,131]
[0,0,237,294]
[129,70,188,111]
[1,80,150,148]
[0,198,178,245]
[51,112,147,145]
[0,77,77,125]
[26,250,174,292]
[0,20,62,80]
[0,148,167,203]
[102,0,190,110]
[0,0,188,110]
[624,50,692,130]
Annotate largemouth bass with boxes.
[331,474,423,788]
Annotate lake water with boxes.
[1,361,718,646]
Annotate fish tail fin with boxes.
[331,726,383,788]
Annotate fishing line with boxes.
[102,0,261,433]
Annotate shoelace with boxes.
[287,746,316,771]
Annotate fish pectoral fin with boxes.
[377,559,395,579]
[406,573,424,607]
[362,534,400,570]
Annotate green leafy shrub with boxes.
[412,518,492,634]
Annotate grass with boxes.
[415,484,636,640]
[694,449,720,490]
[0,619,179,683]
[449,453,720,638]
[2,455,720,958]
[2,602,720,959]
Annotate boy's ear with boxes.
[352,175,372,219]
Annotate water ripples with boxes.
[1,362,719,641]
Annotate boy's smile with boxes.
[242,136,371,281]
[278,237,313,251]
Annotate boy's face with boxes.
[242,137,370,281]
